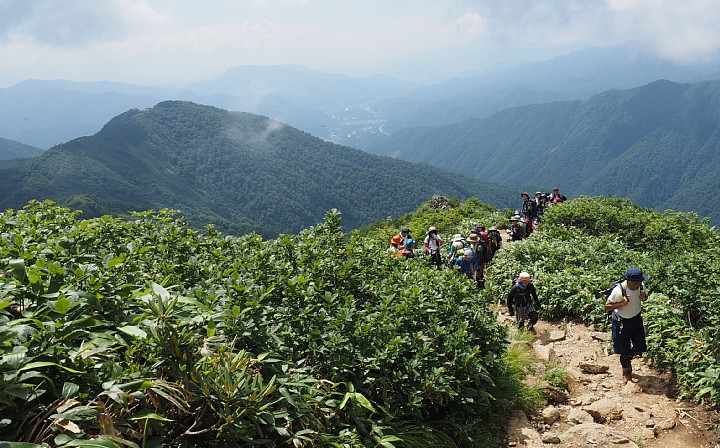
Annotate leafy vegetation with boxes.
[0,200,526,447]
[4,193,720,447]
[483,195,720,407]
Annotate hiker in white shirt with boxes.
[605,267,648,384]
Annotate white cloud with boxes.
[608,0,720,63]
[1,0,720,86]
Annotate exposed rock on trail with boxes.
[500,316,720,448]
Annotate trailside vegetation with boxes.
[3,195,720,447]
[483,195,720,407]
[0,200,524,447]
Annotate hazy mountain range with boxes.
[0,101,517,236]
[3,42,720,150]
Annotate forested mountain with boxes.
[0,101,517,236]
[0,136,43,160]
[361,78,720,223]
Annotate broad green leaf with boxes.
[127,411,174,422]
[63,382,80,399]
[27,270,40,285]
[65,438,119,448]
[9,258,26,281]
[206,318,216,337]
[150,282,170,301]
[54,297,72,315]
[19,361,84,374]
[353,392,376,412]
[117,326,147,339]
[115,380,153,391]
[0,442,45,448]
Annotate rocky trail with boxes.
[498,314,720,448]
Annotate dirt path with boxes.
[499,314,720,448]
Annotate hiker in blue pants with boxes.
[605,267,648,384]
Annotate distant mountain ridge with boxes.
[0,101,517,236]
[0,137,43,160]
[361,78,720,223]
[4,43,720,150]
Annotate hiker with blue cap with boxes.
[605,267,649,384]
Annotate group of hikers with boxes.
[388,222,502,289]
[509,188,567,241]
[386,187,648,385]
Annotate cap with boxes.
[463,249,474,257]
[624,267,647,282]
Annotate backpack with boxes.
[509,275,530,307]
[511,223,524,240]
[479,239,493,262]
[598,279,626,316]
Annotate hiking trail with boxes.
[498,313,720,448]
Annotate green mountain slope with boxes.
[0,101,517,236]
[0,136,44,160]
[364,79,720,222]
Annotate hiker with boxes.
[446,234,465,268]
[396,238,416,259]
[552,187,567,204]
[508,216,524,241]
[605,267,648,384]
[520,215,534,237]
[466,231,485,289]
[453,248,476,280]
[507,271,541,333]
[424,226,444,269]
[536,194,549,222]
[388,226,411,252]
[520,192,537,221]
[488,226,503,255]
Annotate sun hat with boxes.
[400,226,410,233]
[427,226,438,234]
[535,191,542,196]
[624,267,647,282]
[466,234,480,244]
[519,272,531,279]
[510,216,519,222]
[451,234,464,242]
[489,226,498,231]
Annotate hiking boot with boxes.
[622,368,632,384]
[527,325,536,334]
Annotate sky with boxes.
[2,0,720,88]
